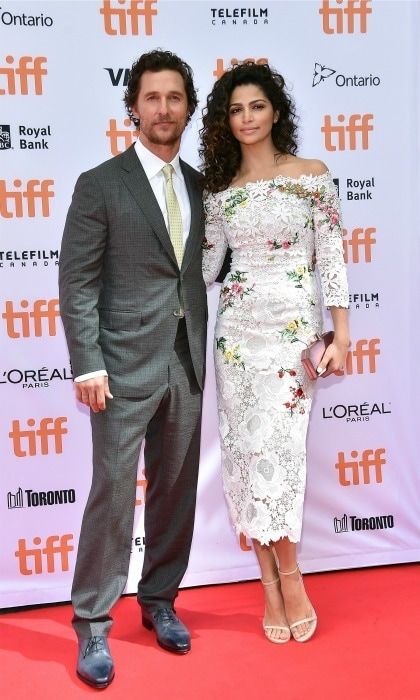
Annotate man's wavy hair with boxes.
[200,63,299,193]
[124,49,198,127]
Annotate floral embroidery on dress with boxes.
[286,265,314,288]
[216,336,245,369]
[268,233,298,251]
[304,215,315,231]
[272,181,312,199]
[311,185,340,231]
[279,317,309,343]
[268,235,299,262]
[284,380,307,416]
[224,189,249,220]
[220,271,255,314]
[277,367,297,378]
[202,237,214,251]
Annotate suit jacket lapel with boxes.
[119,145,178,266]
[181,160,203,273]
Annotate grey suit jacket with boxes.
[59,144,207,397]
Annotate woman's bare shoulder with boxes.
[296,157,329,177]
[275,156,329,179]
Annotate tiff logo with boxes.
[100,0,157,35]
[335,448,386,486]
[135,470,147,506]
[319,0,372,34]
[8,487,24,509]
[0,179,54,218]
[107,118,138,155]
[240,534,252,551]
[213,57,268,80]
[9,417,68,456]
[0,56,47,95]
[15,534,74,575]
[335,338,380,376]
[342,227,376,263]
[2,299,60,338]
[322,114,373,151]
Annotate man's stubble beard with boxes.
[139,119,187,147]
[147,132,180,147]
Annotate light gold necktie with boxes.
[162,164,184,267]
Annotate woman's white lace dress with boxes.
[203,172,349,544]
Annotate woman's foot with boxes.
[261,577,290,644]
[279,566,317,642]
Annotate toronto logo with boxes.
[334,513,394,533]
[7,487,76,509]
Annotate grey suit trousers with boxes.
[71,320,202,639]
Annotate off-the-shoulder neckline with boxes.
[221,170,332,193]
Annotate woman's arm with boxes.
[311,168,350,376]
[202,193,228,286]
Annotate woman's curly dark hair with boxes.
[200,63,299,193]
[124,49,198,127]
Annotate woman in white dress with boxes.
[201,63,350,643]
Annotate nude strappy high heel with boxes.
[261,576,291,644]
[278,565,317,642]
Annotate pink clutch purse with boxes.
[301,331,334,380]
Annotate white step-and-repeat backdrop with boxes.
[1,0,419,608]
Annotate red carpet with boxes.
[0,564,418,700]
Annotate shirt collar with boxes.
[134,139,183,181]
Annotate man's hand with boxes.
[75,376,113,412]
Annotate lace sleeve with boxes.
[312,173,349,308]
[202,192,228,286]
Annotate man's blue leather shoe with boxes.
[142,607,191,654]
[76,635,115,689]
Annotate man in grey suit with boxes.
[59,50,207,689]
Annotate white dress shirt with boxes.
[75,140,191,383]
[134,139,191,244]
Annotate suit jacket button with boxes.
[173,308,185,318]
